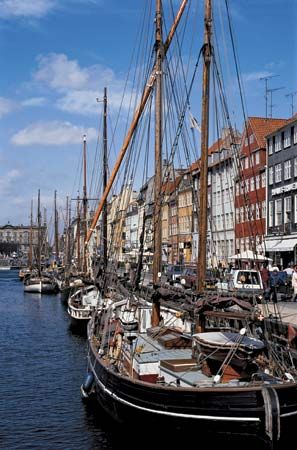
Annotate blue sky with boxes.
[0,0,296,229]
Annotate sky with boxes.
[0,0,296,229]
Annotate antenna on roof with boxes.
[259,74,279,119]
[285,91,297,117]
[267,86,285,118]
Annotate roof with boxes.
[265,113,297,138]
[248,117,288,148]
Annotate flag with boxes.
[189,111,201,132]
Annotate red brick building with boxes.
[235,117,287,254]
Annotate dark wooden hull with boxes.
[88,341,297,447]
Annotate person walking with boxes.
[291,265,297,302]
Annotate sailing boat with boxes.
[24,190,57,294]
[67,134,103,328]
[83,1,297,448]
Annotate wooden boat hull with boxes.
[87,340,297,446]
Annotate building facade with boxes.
[265,116,297,267]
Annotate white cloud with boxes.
[242,71,274,83]
[33,52,133,115]
[34,53,90,90]
[0,169,21,195]
[0,96,17,117]
[0,0,55,18]
[11,120,97,146]
[21,97,47,107]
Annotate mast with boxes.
[54,190,59,264]
[151,0,164,327]
[82,135,88,274]
[197,0,212,292]
[37,189,41,276]
[67,199,72,269]
[76,195,81,272]
[65,196,69,269]
[85,0,188,245]
[29,200,33,270]
[102,88,108,270]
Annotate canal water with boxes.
[0,270,114,450]
[0,270,290,450]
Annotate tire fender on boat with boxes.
[261,386,280,444]
[80,372,94,399]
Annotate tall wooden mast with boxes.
[76,195,81,272]
[37,189,41,276]
[29,200,33,270]
[102,87,108,270]
[151,0,164,327]
[84,0,188,246]
[197,0,212,292]
[82,135,88,274]
[54,190,59,263]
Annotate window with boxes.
[244,157,249,169]
[254,151,260,165]
[275,164,282,183]
[255,203,260,219]
[250,177,255,191]
[294,158,297,177]
[275,134,281,152]
[269,201,273,227]
[284,160,292,180]
[262,200,266,219]
[240,207,244,222]
[284,196,291,224]
[275,199,282,226]
[284,129,291,148]
[255,175,260,190]
[294,126,297,145]
[268,138,273,155]
[269,167,274,185]
[261,171,266,188]
[295,195,297,224]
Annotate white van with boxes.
[216,269,264,296]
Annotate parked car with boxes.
[216,269,264,297]
[180,267,218,290]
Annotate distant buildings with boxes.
[4,115,297,271]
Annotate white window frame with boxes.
[268,138,273,155]
[255,175,260,190]
[294,126,297,145]
[284,128,291,148]
[284,160,292,180]
[294,158,297,177]
[275,198,282,226]
[284,196,291,224]
[261,171,266,188]
[294,195,297,223]
[262,200,266,219]
[275,134,281,152]
[275,163,282,183]
[269,167,274,185]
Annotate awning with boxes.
[264,238,297,252]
